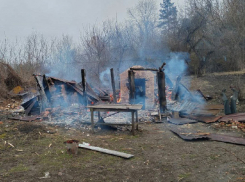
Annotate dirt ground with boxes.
[1,74,245,182]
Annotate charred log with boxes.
[81,69,87,106]
[128,70,135,104]
[110,68,117,103]
[157,71,166,113]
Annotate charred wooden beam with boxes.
[196,89,206,98]
[85,82,100,101]
[48,76,76,84]
[43,74,52,104]
[130,68,158,71]
[25,97,38,116]
[33,74,49,111]
[99,96,110,101]
[95,87,108,96]
[128,70,135,104]
[157,71,166,113]
[159,62,166,72]
[110,68,117,103]
[81,69,87,106]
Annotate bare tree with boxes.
[176,0,223,75]
[80,25,111,86]
[127,0,160,61]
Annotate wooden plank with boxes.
[130,68,158,71]
[91,108,139,112]
[95,123,133,126]
[78,144,134,159]
[87,104,142,110]
[25,97,38,115]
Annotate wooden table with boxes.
[87,104,143,135]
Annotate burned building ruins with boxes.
[120,66,155,110]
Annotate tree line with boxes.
[0,0,244,87]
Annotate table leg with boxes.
[91,108,94,133]
[132,111,135,135]
[136,111,138,130]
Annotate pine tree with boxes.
[158,0,178,32]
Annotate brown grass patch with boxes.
[210,69,245,76]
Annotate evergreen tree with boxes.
[158,0,178,32]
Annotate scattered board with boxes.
[78,144,134,159]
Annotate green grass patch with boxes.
[210,154,220,160]
[0,133,7,139]
[188,154,197,159]
[178,173,191,179]
[131,156,142,161]
[8,164,29,174]
[39,151,73,167]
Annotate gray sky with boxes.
[0,0,185,42]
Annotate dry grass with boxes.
[0,62,23,99]
[209,69,245,76]
[1,120,245,182]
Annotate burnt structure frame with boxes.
[128,65,166,113]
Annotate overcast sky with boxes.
[0,0,185,42]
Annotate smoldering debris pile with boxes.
[2,61,245,135]
[2,60,245,148]
[18,75,100,116]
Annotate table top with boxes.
[87,104,143,110]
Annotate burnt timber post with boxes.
[43,74,52,104]
[157,71,166,113]
[128,70,135,104]
[33,74,49,111]
[110,68,117,103]
[81,69,87,106]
